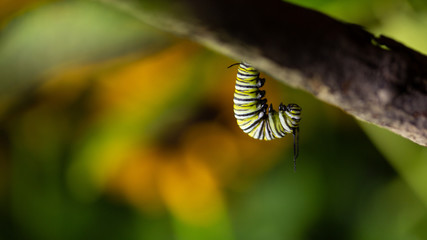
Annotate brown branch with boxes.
[99,0,427,146]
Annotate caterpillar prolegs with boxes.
[231,62,302,170]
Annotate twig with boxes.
[98,0,427,146]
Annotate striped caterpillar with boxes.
[231,62,302,170]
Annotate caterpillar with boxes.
[231,62,302,170]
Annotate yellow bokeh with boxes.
[109,148,166,214]
[93,41,201,114]
[181,122,240,186]
[109,145,226,224]
[158,154,224,225]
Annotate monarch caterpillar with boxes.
[230,62,302,170]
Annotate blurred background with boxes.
[0,0,426,239]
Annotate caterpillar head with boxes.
[240,61,258,72]
[279,103,302,128]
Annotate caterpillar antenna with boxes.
[228,62,241,68]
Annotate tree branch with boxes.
[98,0,427,146]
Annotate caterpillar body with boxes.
[231,62,302,169]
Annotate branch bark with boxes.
[98,0,427,146]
